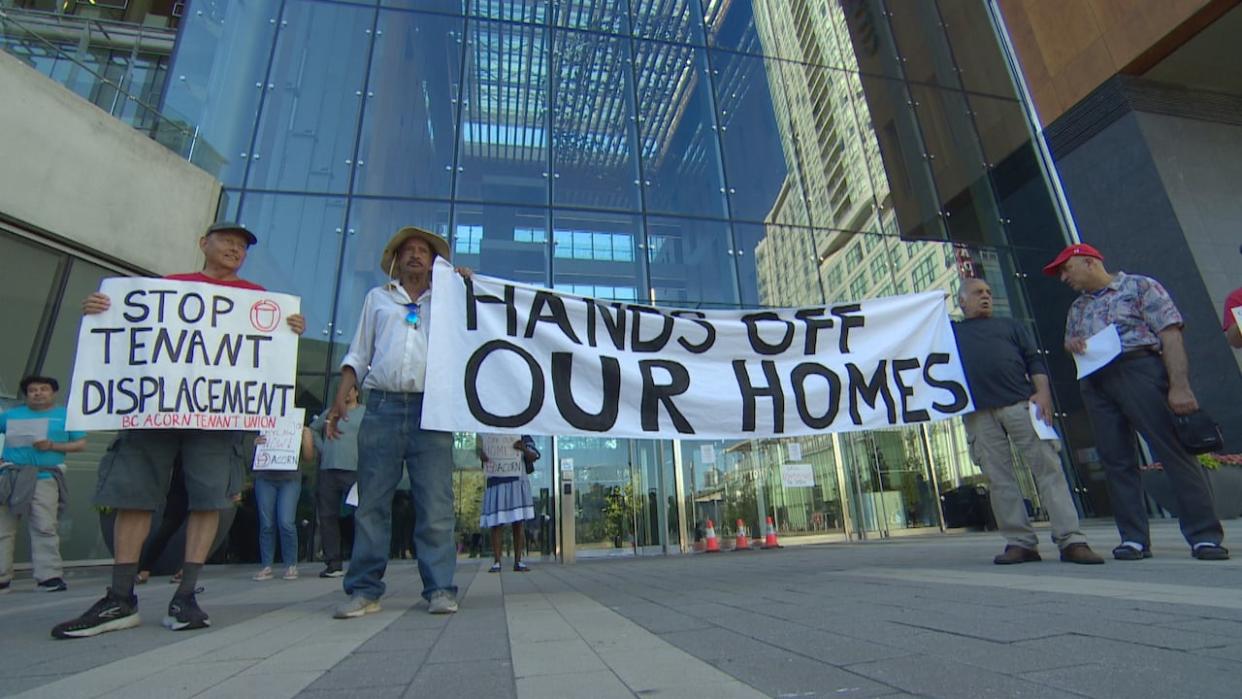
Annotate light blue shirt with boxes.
[0,405,85,477]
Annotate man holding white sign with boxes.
[54,222,306,639]
[1050,243,1226,562]
[952,279,1101,565]
[327,226,471,620]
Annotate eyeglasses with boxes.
[405,302,421,328]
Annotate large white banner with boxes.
[67,278,300,431]
[423,260,972,440]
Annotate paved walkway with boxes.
[4,519,1242,698]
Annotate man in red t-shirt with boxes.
[1222,286,1242,350]
[53,222,304,639]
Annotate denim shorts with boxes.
[93,430,244,511]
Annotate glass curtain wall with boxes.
[161,0,1079,554]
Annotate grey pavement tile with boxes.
[606,603,715,634]
[0,676,57,696]
[743,624,914,667]
[847,654,1080,699]
[512,639,608,678]
[425,629,510,663]
[632,681,766,699]
[308,652,423,690]
[297,685,408,699]
[1020,662,1234,699]
[658,628,775,662]
[1201,642,1242,663]
[515,670,634,699]
[354,629,439,654]
[404,660,515,698]
[1157,617,1242,636]
[873,630,1085,675]
[702,647,893,698]
[1014,633,1240,677]
[1049,616,1237,651]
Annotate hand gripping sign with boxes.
[67,278,301,431]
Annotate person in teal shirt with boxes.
[0,376,85,593]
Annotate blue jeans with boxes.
[345,391,456,601]
[255,477,301,567]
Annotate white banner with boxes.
[67,278,300,431]
[423,260,972,440]
[253,408,305,471]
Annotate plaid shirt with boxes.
[1065,271,1182,351]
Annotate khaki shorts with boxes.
[93,430,244,511]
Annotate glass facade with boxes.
[153,0,1079,554]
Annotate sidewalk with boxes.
[3,519,1242,698]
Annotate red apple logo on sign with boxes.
[250,299,281,332]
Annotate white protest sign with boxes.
[699,444,716,463]
[67,278,300,431]
[479,433,523,477]
[787,442,803,461]
[423,260,972,440]
[781,463,815,488]
[253,408,305,471]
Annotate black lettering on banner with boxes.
[586,300,627,350]
[742,312,794,355]
[733,360,785,433]
[151,327,187,364]
[465,340,543,427]
[846,361,897,425]
[122,289,149,323]
[245,335,272,368]
[670,310,715,354]
[794,308,834,355]
[638,360,694,433]
[90,327,124,363]
[791,363,841,428]
[630,305,674,353]
[524,291,583,345]
[831,304,865,353]
[923,352,970,413]
[465,279,518,336]
[117,378,138,414]
[82,380,105,415]
[178,293,206,324]
[210,295,234,327]
[550,352,620,431]
[213,334,243,366]
[128,327,152,366]
[891,358,930,423]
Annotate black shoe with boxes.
[51,589,140,639]
[0,581,11,594]
[163,593,211,631]
[1192,544,1230,561]
[37,577,68,592]
[1112,545,1151,560]
[319,565,344,578]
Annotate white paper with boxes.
[700,444,716,463]
[1073,325,1123,379]
[781,463,815,488]
[787,443,803,461]
[344,483,358,507]
[1028,401,1059,441]
[253,409,304,471]
[4,418,48,448]
[1233,307,1242,333]
[479,433,523,477]
[560,458,574,474]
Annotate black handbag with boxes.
[521,435,539,474]
[1174,410,1224,455]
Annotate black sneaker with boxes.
[163,593,211,631]
[51,589,140,639]
[0,581,10,594]
[319,565,344,578]
[37,577,68,592]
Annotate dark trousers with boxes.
[1080,354,1223,548]
[317,469,356,567]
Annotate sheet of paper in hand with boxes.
[479,433,523,477]
[253,408,305,471]
[4,418,49,448]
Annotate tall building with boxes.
[4,0,1241,564]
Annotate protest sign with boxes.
[67,278,300,431]
[478,433,524,477]
[423,260,972,440]
[253,408,305,471]
[781,463,815,488]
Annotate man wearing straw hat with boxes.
[327,225,469,618]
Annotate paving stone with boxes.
[702,646,893,698]
[425,629,510,663]
[847,654,1079,699]
[404,660,515,698]
[308,652,422,690]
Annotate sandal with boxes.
[513,562,530,573]
[135,571,150,585]
[488,562,502,573]
[169,569,183,584]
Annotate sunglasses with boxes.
[405,302,421,328]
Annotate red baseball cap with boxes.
[1042,243,1103,275]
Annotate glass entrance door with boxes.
[843,428,941,537]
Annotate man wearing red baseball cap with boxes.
[1047,243,1227,561]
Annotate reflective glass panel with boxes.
[550,31,642,211]
[632,42,727,218]
[556,0,630,34]
[246,2,374,194]
[162,0,278,184]
[0,233,61,398]
[455,20,550,206]
[740,223,823,308]
[471,0,548,24]
[551,210,643,302]
[353,10,464,199]
[937,0,1019,98]
[645,215,738,308]
[631,0,705,45]
[451,203,550,285]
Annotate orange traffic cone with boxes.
[733,519,751,551]
[703,519,721,553]
[762,516,783,549]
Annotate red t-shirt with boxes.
[165,271,265,291]
[1223,287,1242,331]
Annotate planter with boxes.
[100,506,237,574]
[1139,466,1242,520]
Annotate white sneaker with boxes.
[427,590,458,614]
[282,566,298,580]
[334,594,381,619]
[252,567,273,581]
